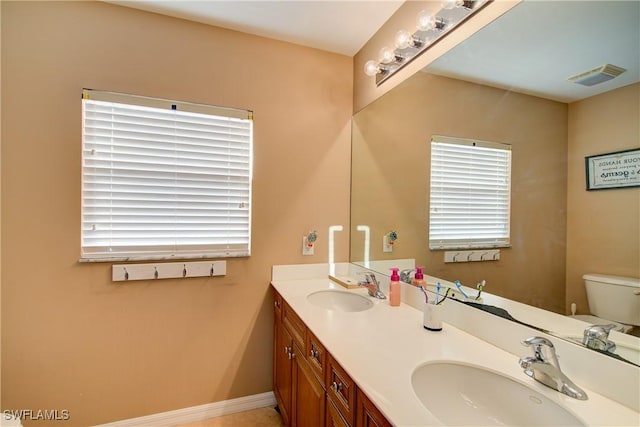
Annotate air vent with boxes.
[568,64,626,86]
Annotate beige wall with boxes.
[352,72,568,313]
[566,83,640,314]
[1,1,352,425]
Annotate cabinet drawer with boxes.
[326,354,355,426]
[356,388,392,427]
[326,399,349,427]
[274,290,283,320]
[306,330,326,386]
[283,301,306,350]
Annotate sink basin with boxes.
[307,290,373,312]
[411,362,585,426]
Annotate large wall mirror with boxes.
[350,1,639,364]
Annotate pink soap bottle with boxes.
[389,267,401,306]
[412,266,427,288]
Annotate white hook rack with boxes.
[112,260,226,282]
[444,249,500,263]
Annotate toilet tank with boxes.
[583,274,640,326]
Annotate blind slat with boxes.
[429,138,511,249]
[81,90,253,261]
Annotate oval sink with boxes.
[412,362,585,426]
[307,290,373,312]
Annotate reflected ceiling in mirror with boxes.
[426,0,639,102]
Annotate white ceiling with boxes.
[427,1,640,103]
[106,0,404,56]
[106,1,639,103]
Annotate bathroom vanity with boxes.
[271,263,640,426]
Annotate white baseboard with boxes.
[96,391,276,427]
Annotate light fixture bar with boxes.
[365,0,492,86]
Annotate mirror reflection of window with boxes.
[429,135,512,250]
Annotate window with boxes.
[81,90,253,261]
[429,135,511,249]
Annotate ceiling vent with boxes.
[568,64,627,86]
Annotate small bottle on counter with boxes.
[411,266,427,288]
[389,267,401,306]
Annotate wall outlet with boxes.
[383,235,393,253]
[302,236,315,256]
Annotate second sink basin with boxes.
[307,290,373,312]
[411,361,585,426]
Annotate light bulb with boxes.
[416,10,436,31]
[394,29,412,49]
[378,46,395,64]
[364,60,380,77]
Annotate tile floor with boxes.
[178,407,284,427]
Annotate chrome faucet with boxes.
[358,273,386,299]
[400,269,415,284]
[582,324,617,353]
[519,336,588,400]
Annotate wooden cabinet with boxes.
[356,389,392,427]
[274,293,293,426]
[326,399,349,427]
[292,344,326,426]
[273,289,391,427]
[274,290,326,427]
[306,330,326,384]
[326,354,356,426]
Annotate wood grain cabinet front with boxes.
[272,288,391,427]
[306,330,326,385]
[326,399,350,427]
[273,293,294,426]
[355,388,392,427]
[326,354,356,426]
[292,344,326,427]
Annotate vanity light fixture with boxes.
[364,0,491,85]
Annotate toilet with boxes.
[573,274,640,333]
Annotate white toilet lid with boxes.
[571,314,633,333]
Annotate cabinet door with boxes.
[326,354,355,426]
[356,389,392,427]
[306,330,326,385]
[292,344,326,427]
[274,304,293,426]
[326,399,349,427]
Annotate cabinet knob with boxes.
[309,349,319,359]
[274,300,280,308]
[331,381,342,392]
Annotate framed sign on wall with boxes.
[585,148,640,191]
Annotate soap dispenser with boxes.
[389,268,401,306]
[412,266,427,288]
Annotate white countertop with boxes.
[271,274,640,426]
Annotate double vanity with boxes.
[271,263,640,426]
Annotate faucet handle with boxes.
[522,336,555,348]
[521,336,559,367]
[583,324,617,352]
[585,323,616,336]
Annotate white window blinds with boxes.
[429,136,511,249]
[81,89,253,261]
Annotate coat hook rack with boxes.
[112,260,227,282]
